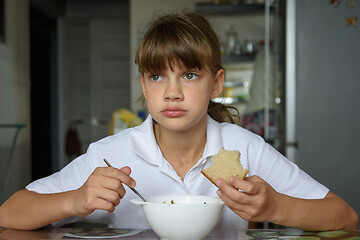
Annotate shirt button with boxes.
[189,172,196,178]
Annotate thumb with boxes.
[120,166,132,176]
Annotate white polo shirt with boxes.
[26,115,329,229]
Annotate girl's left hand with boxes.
[216,175,282,223]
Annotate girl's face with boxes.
[141,62,224,133]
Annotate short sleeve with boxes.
[249,138,329,199]
[25,143,110,227]
[26,143,100,194]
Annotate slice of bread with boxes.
[201,148,249,185]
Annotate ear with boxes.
[140,75,147,99]
[211,68,224,99]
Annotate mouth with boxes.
[162,107,187,117]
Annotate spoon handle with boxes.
[103,159,146,202]
[129,187,147,202]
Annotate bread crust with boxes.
[201,169,218,186]
[201,168,249,187]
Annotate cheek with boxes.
[144,90,161,109]
[187,88,211,106]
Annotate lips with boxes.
[162,107,186,117]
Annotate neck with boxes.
[153,118,207,179]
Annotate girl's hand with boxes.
[216,175,281,223]
[70,166,135,217]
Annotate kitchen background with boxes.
[0,0,359,228]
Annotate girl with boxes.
[0,12,357,231]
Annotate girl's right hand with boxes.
[70,166,135,216]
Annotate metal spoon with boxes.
[103,159,146,202]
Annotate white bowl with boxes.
[131,195,224,240]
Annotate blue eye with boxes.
[150,74,163,81]
[184,73,198,80]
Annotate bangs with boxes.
[137,27,209,73]
[136,14,216,74]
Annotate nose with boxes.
[164,79,184,101]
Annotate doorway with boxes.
[30,6,58,180]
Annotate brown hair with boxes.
[135,12,239,124]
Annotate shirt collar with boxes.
[130,115,162,165]
[202,116,224,159]
[131,114,225,165]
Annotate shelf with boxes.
[0,123,26,128]
[222,54,256,63]
[212,97,248,104]
[196,3,268,14]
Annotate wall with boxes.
[66,0,128,18]
[295,0,360,222]
[0,0,31,204]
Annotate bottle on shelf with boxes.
[225,25,240,56]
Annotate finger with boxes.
[245,175,265,183]
[216,178,247,198]
[77,190,117,214]
[216,179,249,206]
[216,183,251,219]
[100,177,127,198]
[96,187,121,206]
[102,166,136,189]
[91,197,117,213]
[218,178,261,208]
[229,176,259,195]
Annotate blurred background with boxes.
[0,0,359,228]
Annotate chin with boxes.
[159,116,207,132]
